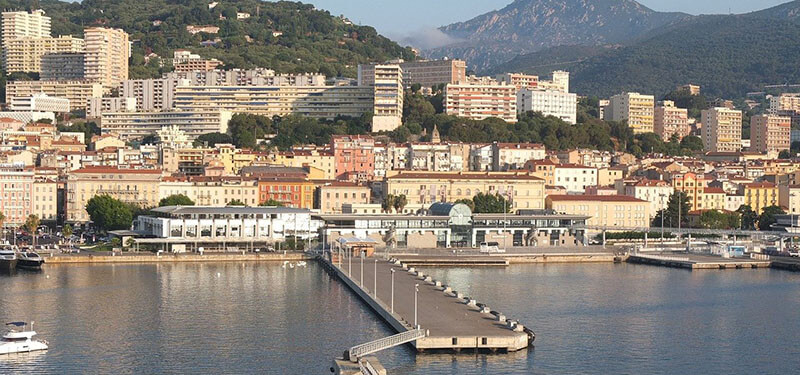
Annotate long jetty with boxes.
[321,252,532,353]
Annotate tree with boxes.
[259,199,284,207]
[63,223,73,244]
[159,194,195,207]
[382,195,396,213]
[140,134,158,145]
[472,193,511,214]
[454,198,475,212]
[86,195,134,231]
[660,191,690,228]
[699,210,741,230]
[758,205,785,231]
[0,211,5,243]
[194,132,233,147]
[737,205,758,230]
[24,214,40,246]
[227,199,246,206]
[779,150,792,159]
[392,194,408,214]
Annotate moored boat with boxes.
[0,249,17,271]
[0,322,48,355]
[16,252,44,270]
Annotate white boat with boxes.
[0,322,48,355]
[296,261,307,267]
[0,249,17,271]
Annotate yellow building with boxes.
[547,195,650,228]
[741,182,778,214]
[700,187,726,211]
[316,182,371,214]
[3,35,84,73]
[84,27,130,88]
[750,114,790,153]
[672,172,708,211]
[605,92,654,134]
[271,150,335,180]
[160,176,259,207]
[5,80,104,111]
[66,167,162,223]
[386,171,545,211]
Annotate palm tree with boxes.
[382,194,396,213]
[393,194,408,214]
[24,214,40,247]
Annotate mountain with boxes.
[748,0,800,21]
[0,0,415,79]
[492,14,800,98]
[423,0,690,72]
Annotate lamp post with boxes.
[390,269,395,314]
[791,192,797,247]
[360,253,364,287]
[373,259,378,297]
[414,283,419,328]
[660,193,666,245]
[348,247,352,276]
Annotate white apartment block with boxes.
[164,69,325,87]
[33,177,57,221]
[87,97,137,118]
[654,100,689,140]
[3,35,84,73]
[554,164,597,193]
[5,80,103,111]
[172,85,375,119]
[750,114,791,153]
[444,83,517,123]
[120,78,189,111]
[100,110,232,141]
[495,73,539,90]
[358,59,466,88]
[623,180,673,219]
[538,70,570,93]
[9,93,70,113]
[702,107,743,152]
[492,143,546,171]
[371,64,403,132]
[84,27,130,88]
[1,9,51,70]
[0,111,54,124]
[769,93,800,113]
[517,89,577,124]
[605,92,655,134]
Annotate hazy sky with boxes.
[289,0,790,37]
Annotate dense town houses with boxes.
[2,8,799,250]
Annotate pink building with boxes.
[332,135,375,182]
[0,165,34,226]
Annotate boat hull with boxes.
[16,258,43,270]
[0,341,48,354]
[0,259,17,271]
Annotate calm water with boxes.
[0,262,798,374]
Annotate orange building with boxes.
[671,172,708,211]
[332,135,375,182]
[257,177,315,209]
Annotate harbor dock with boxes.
[322,253,531,353]
[627,253,771,270]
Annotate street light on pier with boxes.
[414,283,419,329]
[360,253,364,287]
[390,269,395,314]
[373,259,378,297]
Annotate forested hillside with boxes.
[0,0,415,78]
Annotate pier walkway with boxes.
[322,253,531,353]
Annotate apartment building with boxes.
[41,52,85,80]
[778,184,800,215]
[553,164,598,194]
[547,195,650,228]
[159,176,259,207]
[701,107,743,152]
[740,182,778,215]
[371,64,404,132]
[172,85,375,119]
[495,73,539,90]
[87,97,137,118]
[84,27,130,88]
[444,83,517,123]
[3,35,84,73]
[672,172,707,211]
[0,165,33,225]
[769,93,800,113]
[1,9,51,70]
[604,92,655,134]
[119,78,189,111]
[750,114,791,153]
[654,100,690,140]
[492,143,546,171]
[386,171,546,211]
[517,89,577,124]
[100,110,232,141]
[66,166,162,223]
[358,59,466,88]
[269,150,335,180]
[622,179,673,218]
[538,71,570,93]
[5,80,103,111]
[32,173,57,222]
[9,93,70,113]
[332,135,375,181]
[255,177,315,209]
[316,182,371,214]
[164,69,325,87]
[174,58,223,72]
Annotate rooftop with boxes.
[548,195,647,203]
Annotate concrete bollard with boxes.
[496,314,506,323]
[408,267,415,273]
[434,281,442,287]
[443,286,452,293]
[424,276,433,283]
[480,306,491,313]
[466,299,477,306]
[455,292,464,299]
[514,323,525,332]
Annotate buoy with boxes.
[216,272,221,277]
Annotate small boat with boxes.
[0,249,17,271]
[16,252,44,270]
[0,322,48,354]
[296,261,307,267]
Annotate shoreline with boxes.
[43,252,313,264]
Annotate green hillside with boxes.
[0,0,415,78]
[492,15,800,99]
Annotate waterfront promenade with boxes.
[43,251,312,264]
[324,253,531,352]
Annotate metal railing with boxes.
[633,253,690,262]
[348,328,426,362]
[359,359,379,375]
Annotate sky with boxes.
[288,0,791,39]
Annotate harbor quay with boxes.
[322,252,532,353]
[42,251,312,264]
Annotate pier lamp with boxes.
[414,283,419,328]
[390,269,395,314]
[360,253,364,287]
[374,259,378,298]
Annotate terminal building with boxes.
[315,202,589,249]
[133,206,320,252]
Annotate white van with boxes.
[480,242,504,254]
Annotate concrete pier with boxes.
[627,253,770,270]
[322,254,531,352]
[43,252,312,264]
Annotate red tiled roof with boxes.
[388,171,544,181]
[704,187,726,194]
[743,182,776,188]
[71,166,162,174]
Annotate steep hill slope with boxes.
[0,0,415,78]
[424,0,689,71]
